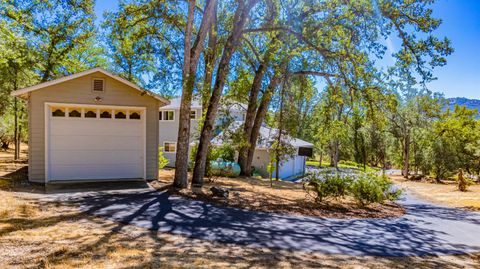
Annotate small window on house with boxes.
[68,108,81,118]
[115,111,127,119]
[92,78,105,92]
[129,111,141,120]
[100,110,112,119]
[52,108,65,117]
[190,110,197,119]
[164,142,176,153]
[85,110,97,118]
[162,110,174,121]
[159,111,162,121]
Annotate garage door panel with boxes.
[50,164,143,180]
[50,150,142,165]
[47,105,145,181]
[51,119,142,136]
[50,135,142,151]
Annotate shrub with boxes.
[304,172,353,203]
[457,169,473,192]
[304,171,402,206]
[210,144,236,162]
[350,174,401,206]
[158,147,169,169]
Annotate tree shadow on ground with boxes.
[2,188,480,268]
[56,188,480,257]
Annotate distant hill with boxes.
[447,97,480,112]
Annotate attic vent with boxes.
[92,78,105,92]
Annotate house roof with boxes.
[161,97,250,112]
[160,97,202,110]
[219,100,247,113]
[211,121,313,149]
[10,67,170,105]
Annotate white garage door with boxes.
[46,104,145,181]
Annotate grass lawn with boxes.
[305,160,380,173]
[391,174,480,210]
[1,148,480,268]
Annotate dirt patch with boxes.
[152,170,405,219]
[0,146,44,193]
[392,174,480,210]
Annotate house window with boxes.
[85,110,97,118]
[92,78,105,92]
[164,142,176,153]
[68,108,81,118]
[160,110,174,121]
[52,108,65,117]
[100,110,112,119]
[190,110,197,120]
[115,111,127,119]
[159,111,162,121]
[129,111,141,120]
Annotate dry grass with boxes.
[1,191,480,269]
[391,174,480,210]
[154,170,405,219]
[0,150,479,268]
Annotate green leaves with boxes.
[1,0,98,81]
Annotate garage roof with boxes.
[10,67,170,105]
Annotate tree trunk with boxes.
[192,0,257,187]
[238,60,268,176]
[13,74,19,160]
[274,78,286,183]
[14,98,18,161]
[403,132,410,179]
[201,10,217,112]
[238,37,278,176]
[245,76,281,176]
[334,140,340,169]
[318,152,323,168]
[174,0,217,188]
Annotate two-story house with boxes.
[159,97,313,179]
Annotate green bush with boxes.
[305,172,353,203]
[305,172,402,206]
[210,144,236,162]
[158,147,169,169]
[350,174,402,206]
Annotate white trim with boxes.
[11,67,169,105]
[163,141,177,153]
[159,110,175,121]
[44,102,147,182]
[44,103,50,181]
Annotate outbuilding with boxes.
[211,121,314,180]
[11,68,169,184]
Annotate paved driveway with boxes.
[44,187,480,257]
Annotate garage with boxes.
[11,67,169,184]
[46,104,146,181]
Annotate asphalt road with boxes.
[43,186,480,257]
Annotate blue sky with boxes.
[95,0,480,99]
